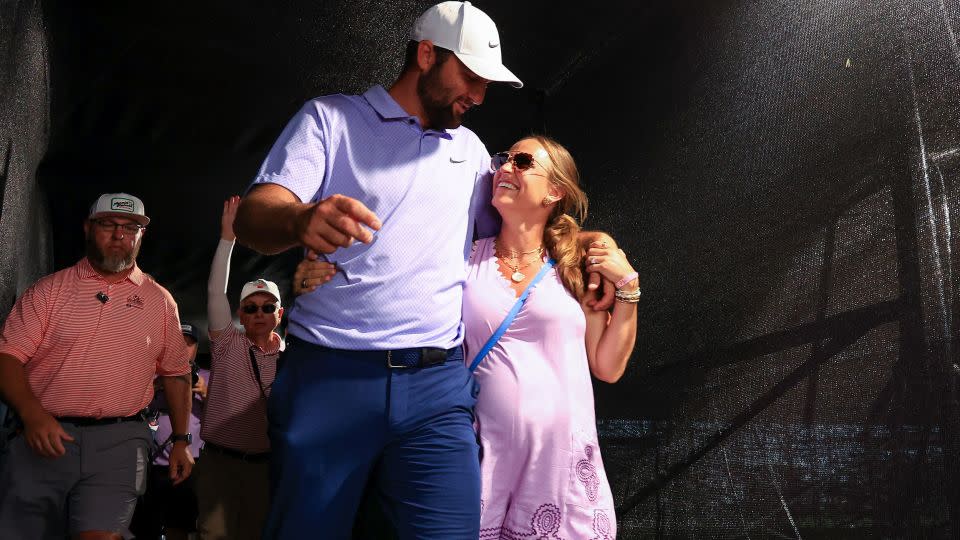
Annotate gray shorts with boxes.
[0,419,151,539]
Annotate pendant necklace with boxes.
[495,242,544,282]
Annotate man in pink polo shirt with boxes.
[0,193,194,540]
[195,195,283,540]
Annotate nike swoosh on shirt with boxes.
[450,157,467,163]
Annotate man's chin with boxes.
[425,109,462,130]
[93,256,134,274]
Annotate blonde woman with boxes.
[465,135,638,539]
[291,136,637,538]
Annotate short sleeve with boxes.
[156,297,190,377]
[209,325,241,360]
[472,162,501,240]
[0,281,50,364]
[250,100,328,204]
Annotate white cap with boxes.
[410,1,522,88]
[88,193,150,225]
[240,278,282,306]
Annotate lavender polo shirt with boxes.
[251,86,497,350]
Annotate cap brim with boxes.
[240,290,282,304]
[91,211,150,226]
[456,53,523,88]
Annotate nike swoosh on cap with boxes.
[450,157,467,163]
[488,40,500,48]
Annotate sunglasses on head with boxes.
[491,151,537,171]
[241,303,278,314]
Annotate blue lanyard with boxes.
[468,259,556,373]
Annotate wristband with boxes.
[615,272,639,290]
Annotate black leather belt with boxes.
[385,347,459,369]
[203,442,271,463]
[285,336,461,370]
[57,411,146,427]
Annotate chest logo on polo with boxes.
[126,294,145,309]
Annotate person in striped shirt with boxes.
[0,192,193,540]
[194,195,283,540]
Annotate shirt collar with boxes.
[247,331,283,355]
[363,85,411,120]
[362,85,455,140]
[77,257,144,286]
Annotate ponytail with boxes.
[544,213,585,300]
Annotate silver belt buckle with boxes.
[386,350,411,369]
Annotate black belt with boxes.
[285,336,462,370]
[203,442,271,463]
[385,346,460,368]
[57,411,146,427]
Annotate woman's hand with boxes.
[221,195,241,241]
[293,250,337,295]
[584,243,638,292]
[192,374,208,400]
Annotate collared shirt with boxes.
[200,325,282,453]
[251,86,498,350]
[0,258,190,418]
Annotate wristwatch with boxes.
[170,433,193,444]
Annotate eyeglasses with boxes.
[241,303,278,314]
[91,219,145,234]
[492,151,539,172]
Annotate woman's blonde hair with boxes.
[522,135,589,299]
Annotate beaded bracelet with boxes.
[614,288,641,303]
[615,272,639,290]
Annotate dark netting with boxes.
[4,0,958,537]
[0,0,52,430]
[0,0,52,315]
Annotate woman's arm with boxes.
[581,240,639,383]
[208,197,240,339]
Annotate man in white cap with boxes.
[233,2,613,538]
[194,195,283,540]
[0,192,194,540]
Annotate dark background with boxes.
[2,0,959,536]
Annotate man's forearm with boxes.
[234,185,307,254]
[161,374,192,435]
[0,353,44,420]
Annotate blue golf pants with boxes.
[263,337,481,539]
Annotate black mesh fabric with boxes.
[0,0,52,315]
[3,0,959,537]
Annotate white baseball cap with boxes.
[88,193,150,226]
[240,279,282,306]
[411,1,523,88]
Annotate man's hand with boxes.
[168,441,195,485]
[20,406,74,458]
[579,231,619,310]
[294,194,381,254]
[235,184,381,255]
[221,195,240,241]
[293,250,337,295]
